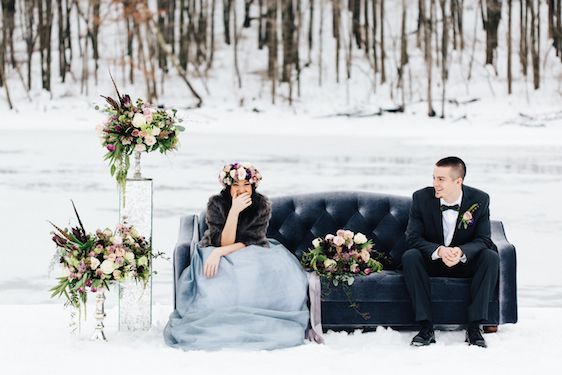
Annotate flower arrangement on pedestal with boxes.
[49,202,162,323]
[95,78,185,194]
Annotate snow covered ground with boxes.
[1,103,562,373]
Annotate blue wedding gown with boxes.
[164,239,309,351]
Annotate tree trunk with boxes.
[529,0,539,89]
[425,0,435,116]
[520,0,528,75]
[380,0,385,83]
[281,0,295,82]
[38,0,54,92]
[507,0,512,94]
[243,0,252,27]
[223,0,232,45]
[90,0,100,83]
[207,0,216,71]
[1,0,16,68]
[373,0,378,75]
[482,0,502,66]
[439,0,448,118]
[352,0,361,48]
[233,0,242,88]
[267,0,278,103]
[333,0,341,83]
[399,0,408,109]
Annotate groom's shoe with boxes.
[411,322,436,346]
[465,323,487,348]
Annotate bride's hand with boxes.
[230,192,252,215]
[204,249,223,278]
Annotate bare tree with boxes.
[379,0,385,83]
[507,0,512,94]
[481,0,502,66]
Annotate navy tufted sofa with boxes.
[173,191,517,331]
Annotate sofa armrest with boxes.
[491,220,518,324]
[173,214,199,308]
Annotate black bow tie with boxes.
[440,204,460,212]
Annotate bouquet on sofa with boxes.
[95,77,185,192]
[301,229,384,286]
[49,202,161,318]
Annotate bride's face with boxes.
[230,180,252,198]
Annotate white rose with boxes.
[323,259,337,270]
[219,171,226,180]
[90,257,100,270]
[151,127,161,136]
[112,236,123,245]
[229,170,237,178]
[344,230,354,240]
[108,253,117,262]
[100,259,116,275]
[134,143,146,152]
[145,135,157,146]
[237,167,246,180]
[103,228,113,237]
[312,238,321,248]
[124,252,135,262]
[132,113,147,128]
[353,233,368,245]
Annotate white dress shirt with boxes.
[431,192,467,263]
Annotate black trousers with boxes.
[401,248,499,323]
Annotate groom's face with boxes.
[432,166,462,200]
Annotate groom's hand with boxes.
[439,246,461,268]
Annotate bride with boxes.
[164,162,309,350]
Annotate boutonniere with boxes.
[458,203,480,229]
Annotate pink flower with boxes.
[106,144,116,152]
[325,234,335,241]
[336,229,346,237]
[333,236,345,246]
[360,249,371,262]
[143,107,154,123]
[364,268,372,275]
[132,129,140,137]
[463,212,473,222]
[91,287,97,293]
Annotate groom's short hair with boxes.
[436,156,466,179]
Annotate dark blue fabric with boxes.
[175,191,517,329]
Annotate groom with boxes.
[402,156,499,348]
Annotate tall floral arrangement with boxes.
[95,77,185,194]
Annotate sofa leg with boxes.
[483,325,498,333]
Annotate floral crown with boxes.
[219,162,262,187]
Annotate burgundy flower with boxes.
[115,125,122,133]
[107,144,116,152]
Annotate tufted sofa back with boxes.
[199,191,412,269]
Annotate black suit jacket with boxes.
[405,185,496,262]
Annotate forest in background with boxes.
[1,1,562,115]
